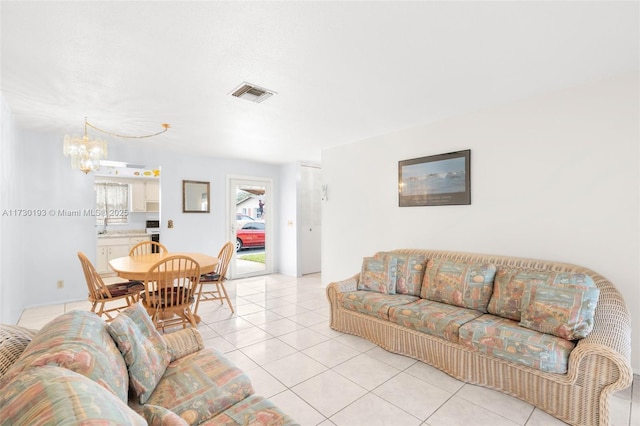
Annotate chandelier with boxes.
[63,119,170,174]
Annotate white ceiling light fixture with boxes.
[230,82,276,103]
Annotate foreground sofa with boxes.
[326,249,632,426]
[0,303,297,425]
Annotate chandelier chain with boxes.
[85,120,170,139]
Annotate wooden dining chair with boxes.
[194,241,235,314]
[140,255,201,332]
[129,240,168,256]
[77,252,144,322]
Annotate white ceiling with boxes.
[1,1,638,164]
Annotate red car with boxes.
[236,221,265,251]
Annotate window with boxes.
[95,181,129,224]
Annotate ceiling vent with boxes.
[230,82,276,103]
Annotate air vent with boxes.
[230,82,276,103]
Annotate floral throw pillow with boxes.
[421,258,497,312]
[358,255,398,294]
[108,303,171,404]
[376,252,427,296]
[519,273,600,340]
[487,268,559,321]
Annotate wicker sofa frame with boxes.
[326,249,632,426]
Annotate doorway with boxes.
[228,177,273,279]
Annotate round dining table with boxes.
[109,252,218,281]
[109,252,219,324]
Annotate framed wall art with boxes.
[398,149,470,207]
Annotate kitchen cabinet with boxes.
[131,180,159,212]
[96,234,151,274]
[131,182,146,212]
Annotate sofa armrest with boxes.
[326,274,359,329]
[162,328,204,362]
[326,273,359,296]
[567,273,633,394]
[0,325,38,378]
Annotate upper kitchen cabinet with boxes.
[132,180,159,212]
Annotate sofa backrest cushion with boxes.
[358,255,398,294]
[0,365,146,425]
[519,272,600,340]
[0,310,129,402]
[487,268,547,321]
[421,258,497,312]
[376,252,427,296]
[108,302,172,404]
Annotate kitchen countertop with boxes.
[97,230,149,238]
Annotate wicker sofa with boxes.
[0,304,297,425]
[326,249,632,426]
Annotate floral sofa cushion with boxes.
[486,267,546,321]
[108,303,172,404]
[338,291,419,321]
[0,365,146,425]
[131,347,255,425]
[206,394,298,425]
[459,314,576,374]
[376,252,427,296]
[0,310,129,402]
[389,299,483,343]
[143,404,190,426]
[421,258,497,312]
[358,255,398,294]
[519,273,599,340]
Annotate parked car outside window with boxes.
[236,221,265,251]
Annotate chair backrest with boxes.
[129,241,168,256]
[215,241,235,279]
[77,251,112,300]
[143,255,200,309]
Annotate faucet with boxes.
[100,217,108,235]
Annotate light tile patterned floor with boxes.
[18,273,637,426]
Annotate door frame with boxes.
[227,175,273,279]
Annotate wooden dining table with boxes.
[109,252,218,324]
[109,252,218,281]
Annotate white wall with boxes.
[0,124,286,324]
[321,73,640,370]
[0,96,26,322]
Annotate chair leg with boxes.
[219,283,234,314]
[184,309,197,328]
[194,284,203,314]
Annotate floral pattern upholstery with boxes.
[0,310,129,402]
[108,303,172,404]
[519,273,600,340]
[143,404,190,426]
[358,255,398,294]
[206,394,298,425]
[338,291,419,320]
[131,348,255,425]
[376,252,427,296]
[421,258,497,312]
[486,267,547,321]
[459,314,576,373]
[389,299,483,343]
[0,366,146,425]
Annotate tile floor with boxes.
[18,273,638,426]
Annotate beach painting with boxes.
[399,150,470,206]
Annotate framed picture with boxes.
[398,149,470,207]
